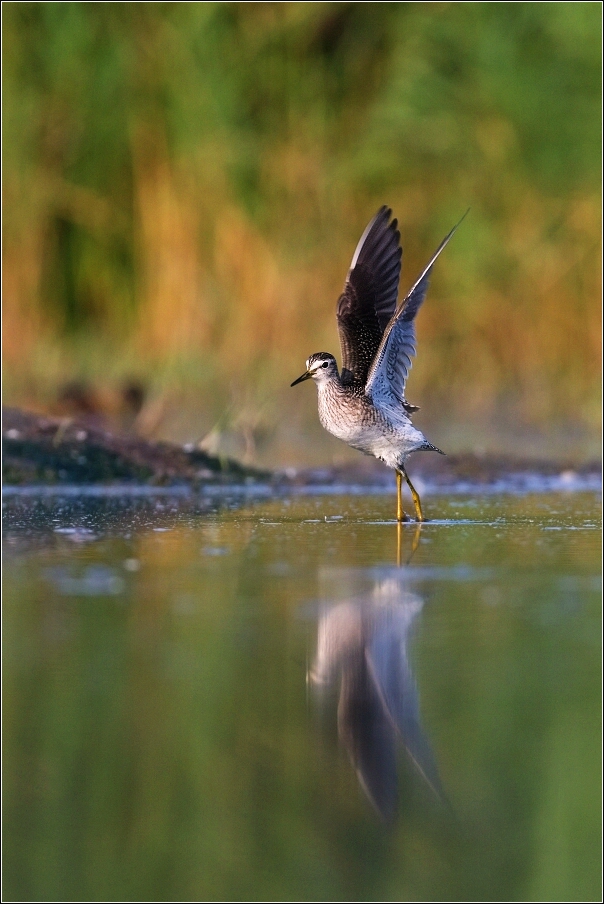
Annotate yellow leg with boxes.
[396,470,413,523]
[396,471,405,522]
[401,466,425,522]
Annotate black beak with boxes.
[291,370,312,387]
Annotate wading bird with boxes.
[291,206,465,521]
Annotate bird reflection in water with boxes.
[309,532,445,821]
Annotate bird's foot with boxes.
[397,512,413,523]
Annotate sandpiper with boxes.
[291,206,465,522]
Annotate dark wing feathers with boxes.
[365,209,469,405]
[337,206,402,385]
[337,205,467,402]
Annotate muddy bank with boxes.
[2,407,268,487]
[3,406,600,491]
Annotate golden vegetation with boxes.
[2,3,601,462]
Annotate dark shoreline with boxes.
[3,406,601,491]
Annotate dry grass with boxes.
[2,3,601,463]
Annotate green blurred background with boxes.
[2,2,601,466]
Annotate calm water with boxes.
[3,489,601,902]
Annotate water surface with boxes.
[3,490,601,901]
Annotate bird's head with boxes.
[291,353,339,387]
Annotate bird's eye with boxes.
[322,361,329,368]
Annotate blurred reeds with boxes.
[2,2,601,463]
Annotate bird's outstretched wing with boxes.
[365,211,468,406]
[336,206,402,386]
